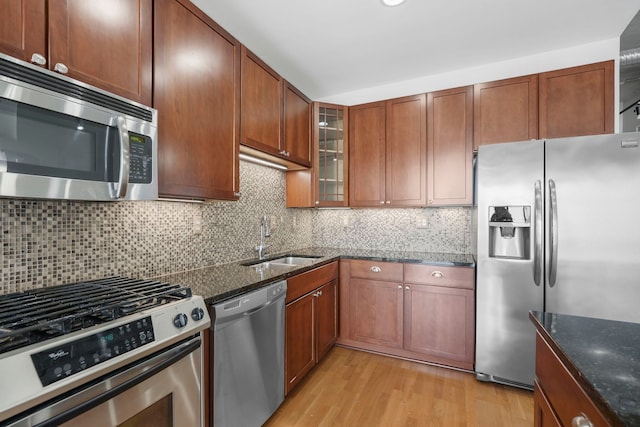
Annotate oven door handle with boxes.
[34,337,201,427]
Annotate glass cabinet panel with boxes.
[317,105,347,205]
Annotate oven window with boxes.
[118,394,173,427]
[0,98,119,181]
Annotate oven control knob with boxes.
[191,307,205,321]
[173,313,188,329]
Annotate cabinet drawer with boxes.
[535,332,609,427]
[286,261,338,303]
[403,264,474,289]
[348,260,403,282]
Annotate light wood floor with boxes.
[265,346,534,427]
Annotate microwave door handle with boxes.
[115,116,130,199]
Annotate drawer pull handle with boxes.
[431,271,444,278]
[370,266,382,273]
[572,414,593,427]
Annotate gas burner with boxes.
[0,277,193,354]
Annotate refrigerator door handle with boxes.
[533,180,543,286]
[548,179,558,287]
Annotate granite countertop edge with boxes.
[529,311,634,427]
[155,247,475,305]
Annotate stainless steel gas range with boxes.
[0,277,210,427]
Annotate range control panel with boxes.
[31,316,155,386]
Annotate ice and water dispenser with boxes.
[488,206,531,259]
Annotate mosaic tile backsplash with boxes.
[0,160,472,294]
[311,207,472,253]
[0,161,313,294]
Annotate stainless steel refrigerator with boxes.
[475,132,640,389]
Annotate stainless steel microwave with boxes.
[0,53,157,201]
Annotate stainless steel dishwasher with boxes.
[213,280,287,426]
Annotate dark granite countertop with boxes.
[155,247,474,305]
[530,311,640,426]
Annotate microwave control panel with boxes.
[129,132,152,184]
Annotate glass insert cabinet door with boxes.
[316,104,348,206]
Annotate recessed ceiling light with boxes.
[381,0,406,6]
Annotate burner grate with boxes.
[0,277,192,354]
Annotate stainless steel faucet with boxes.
[255,215,271,259]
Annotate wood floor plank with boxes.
[265,346,533,427]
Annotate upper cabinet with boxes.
[241,47,283,155]
[286,103,348,208]
[154,0,240,200]
[240,48,311,168]
[349,95,427,207]
[539,60,614,139]
[0,0,153,106]
[284,82,312,167]
[474,75,538,150]
[427,86,473,206]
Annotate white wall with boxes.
[319,38,621,131]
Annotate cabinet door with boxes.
[349,278,403,349]
[48,0,152,105]
[283,82,311,167]
[0,0,45,63]
[474,75,538,149]
[154,0,240,200]
[316,280,338,361]
[539,61,614,138]
[427,86,473,206]
[404,283,474,365]
[349,101,386,207]
[386,94,427,206]
[534,381,562,427]
[285,293,316,395]
[241,46,283,155]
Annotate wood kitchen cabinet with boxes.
[339,259,475,370]
[285,262,338,395]
[427,86,473,206]
[539,61,614,139]
[0,0,152,106]
[286,103,349,208]
[154,0,240,200]
[349,94,427,207]
[534,332,610,427]
[283,82,312,167]
[241,47,283,155]
[473,75,538,150]
[240,47,312,168]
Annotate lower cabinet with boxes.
[339,259,475,370]
[285,262,338,395]
[534,332,610,427]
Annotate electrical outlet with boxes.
[416,216,428,229]
[193,215,202,234]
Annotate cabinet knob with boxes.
[53,63,69,74]
[385,201,391,204]
[30,53,46,66]
[405,285,410,291]
[370,266,382,273]
[279,150,290,157]
[379,201,385,204]
[431,271,444,278]
[234,192,241,198]
[397,285,403,289]
[572,414,593,427]
[315,201,320,205]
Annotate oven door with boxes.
[6,336,203,427]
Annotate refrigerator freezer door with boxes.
[476,139,544,388]
[545,133,640,323]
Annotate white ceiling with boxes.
[191,0,640,104]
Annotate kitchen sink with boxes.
[241,255,322,270]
